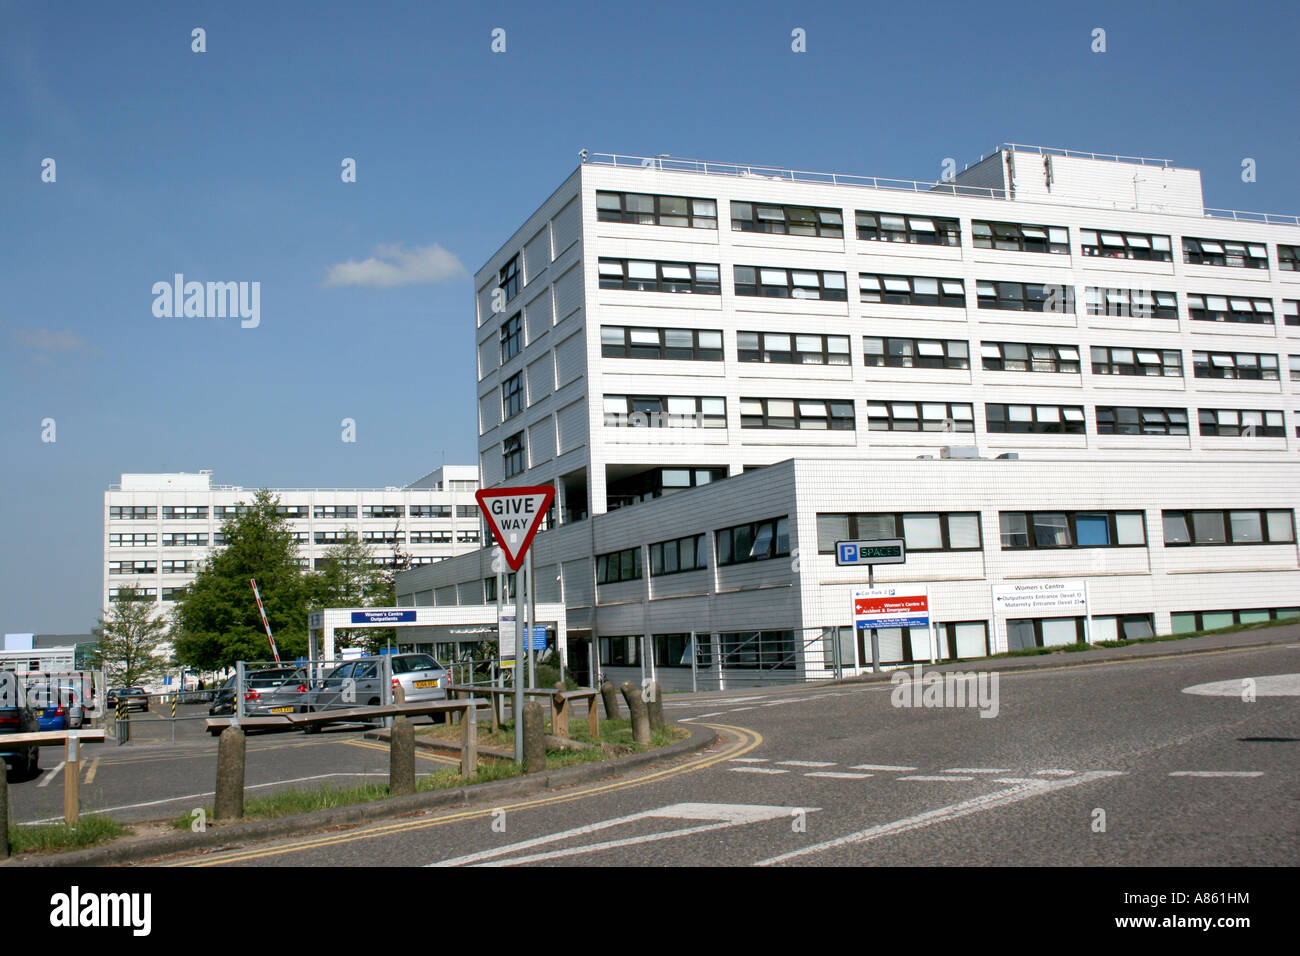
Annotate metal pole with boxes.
[1084,581,1094,645]
[513,556,525,763]
[235,660,246,725]
[526,549,535,690]
[869,565,880,673]
[689,631,698,693]
[495,550,504,726]
[832,627,842,681]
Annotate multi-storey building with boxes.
[103,465,480,614]
[395,145,1300,687]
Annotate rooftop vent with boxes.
[995,452,1020,460]
[939,446,981,460]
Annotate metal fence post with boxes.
[235,660,246,726]
[689,631,698,693]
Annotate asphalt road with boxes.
[134,639,1298,868]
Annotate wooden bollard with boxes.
[587,694,600,740]
[214,725,247,821]
[64,735,82,824]
[600,681,621,720]
[523,701,546,773]
[389,716,415,796]
[552,682,570,739]
[619,682,651,746]
[646,681,664,733]
[460,702,478,777]
[0,762,10,859]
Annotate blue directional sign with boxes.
[351,610,416,624]
[836,539,906,566]
[526,627,548,650]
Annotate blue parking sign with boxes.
[838,543,858,564]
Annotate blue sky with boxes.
[2,0,1298,634]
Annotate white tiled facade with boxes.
[399,145,1300,686]
[103,466,480,615]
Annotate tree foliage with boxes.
[88,587,171,687]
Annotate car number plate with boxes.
[413,680,436,689]
[270,706,293,714]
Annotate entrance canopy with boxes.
[307,605,568,662]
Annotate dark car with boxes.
[106,687,150,712]
[1,675,41,780]
[209,669,311,717]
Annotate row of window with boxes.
[112,504,474,521]
[596,516,793,583]
[591,193,1299,272]
[109,560,200,574]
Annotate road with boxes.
[128,640,1297,867]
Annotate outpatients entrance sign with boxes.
[476,485,556,571]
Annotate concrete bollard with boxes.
[389,716,415,796]
[600,681,621,720]
[393,683,406,705]
[214,725,247,821]
[619,682,651,746]
[523,701,546,774]
[0,765,10,859]
[460,702,478,777]
[646,681,664,733]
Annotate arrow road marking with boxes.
[757,771,1122,866]
[429,803,819,867]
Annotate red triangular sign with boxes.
[475,485,556,571]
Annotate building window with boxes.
[1163,509,1295,546]
[314,531,354,544]
[718,630,795,669]
[652,633,697,667]
[863,337,969,369]
[411,505,451,518]
[499,312,522,363]
[1290,356,1300,382]
[161,506,207,519]
[483,574,517,602]
[1197,408,1285,437]
[161,560,195,574]
[498,254,520,301]
[649,534,707,576]
[981,342,1080,373]
[1285,301,1300,326]
[1192,351,1279,381]
[935,621,991,659]
[1090,346,1182,377]
[733,265,847,300]
[738,331,851,365]
[409,531,445,544]
[600,326,723,361]
[109,588,157,602]
[598,635,639,667]
[162,533,207,547]
[276,505,309,519]
[867,401,974,432]
[855,210,960,246]
[1091,614,1156,641]
[1182,237,1269,269]
[1187,294,1274,324]
[972,220,1069,254]
[1280,245,1299,271]
[362,531,404,544]
[603,395,726,428]
[213,532,228,546]
[1006,617,1087,650]
[730,201,843,237]
[162,587,188,602]
[596,191,717,229]
[1172,607,1299,633]
[986,404,1086,434]
[213,505,251,518]
[598,259,721,294]
[503,432,525,478]
[739,397,854,430]
[816,512,981,553]
[313,505,357,518]
[715,517,790,566]
[976,280,1074,313]
[108,560,157,575]
[109,506,156,520]
[596,547,642,585]
[1084,287,1179,319]
[109,533,157,547]
[502,371,524,420]
[1095,406,1190,436]
[859,273,965,308]
[457,530,480,543]
[456,505,477,518]
[1079,229,1173,261]
[1000,511,1146,549]
[362,505,405,518]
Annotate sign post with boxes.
[476,486,555,764]
[837,539,907,673]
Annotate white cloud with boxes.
[12,328,96,352]
[322,242,467,289]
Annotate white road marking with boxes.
[776,760,836,767]
[805,771,872,780]
[727,706,756,712]
[1183,674,1300,697]
[942,768,1010,774]
[728,757,769,763]
[1033,769,1076,776]
[851,764,917,772]
[901,775,974,782]
[757,770,1122,866]
[729,767,788,775]
[1168,771,1264,778]
[690,712,724,719]
[37,762,65,788]
[993,778,1040,784]
[430,803,818,867]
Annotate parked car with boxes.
[1,677,40,780]
[208,668,311,717]
[56,685,87,729]
[24,684,69,732]
[106,687,150,712]
[304,654,450,731]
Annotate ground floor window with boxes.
[1090,614,1155,641]
[1171,607,1300,633]
[1006,616,1086,650]
[717,630,795,669]
[598,635,639,666]
[652,633,694,667]
[938,621,990,660]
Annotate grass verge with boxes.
[8,816,132,855]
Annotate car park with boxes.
[1,673,40,780]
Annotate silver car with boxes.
[307,654,449,718]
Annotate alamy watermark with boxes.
[890,664,999,718]
[152,274,260,328]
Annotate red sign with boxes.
[475,486,556,571]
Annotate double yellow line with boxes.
[172,723,761,866]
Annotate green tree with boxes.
[171,490,313,670]
[309,533,391,652]
[88,587,171,687]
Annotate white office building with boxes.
[103,465,481,615]
[395,144,1300,687]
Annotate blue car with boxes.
[1,677,40,780]
[26,684,69,732]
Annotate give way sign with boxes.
[475,485,556,571]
